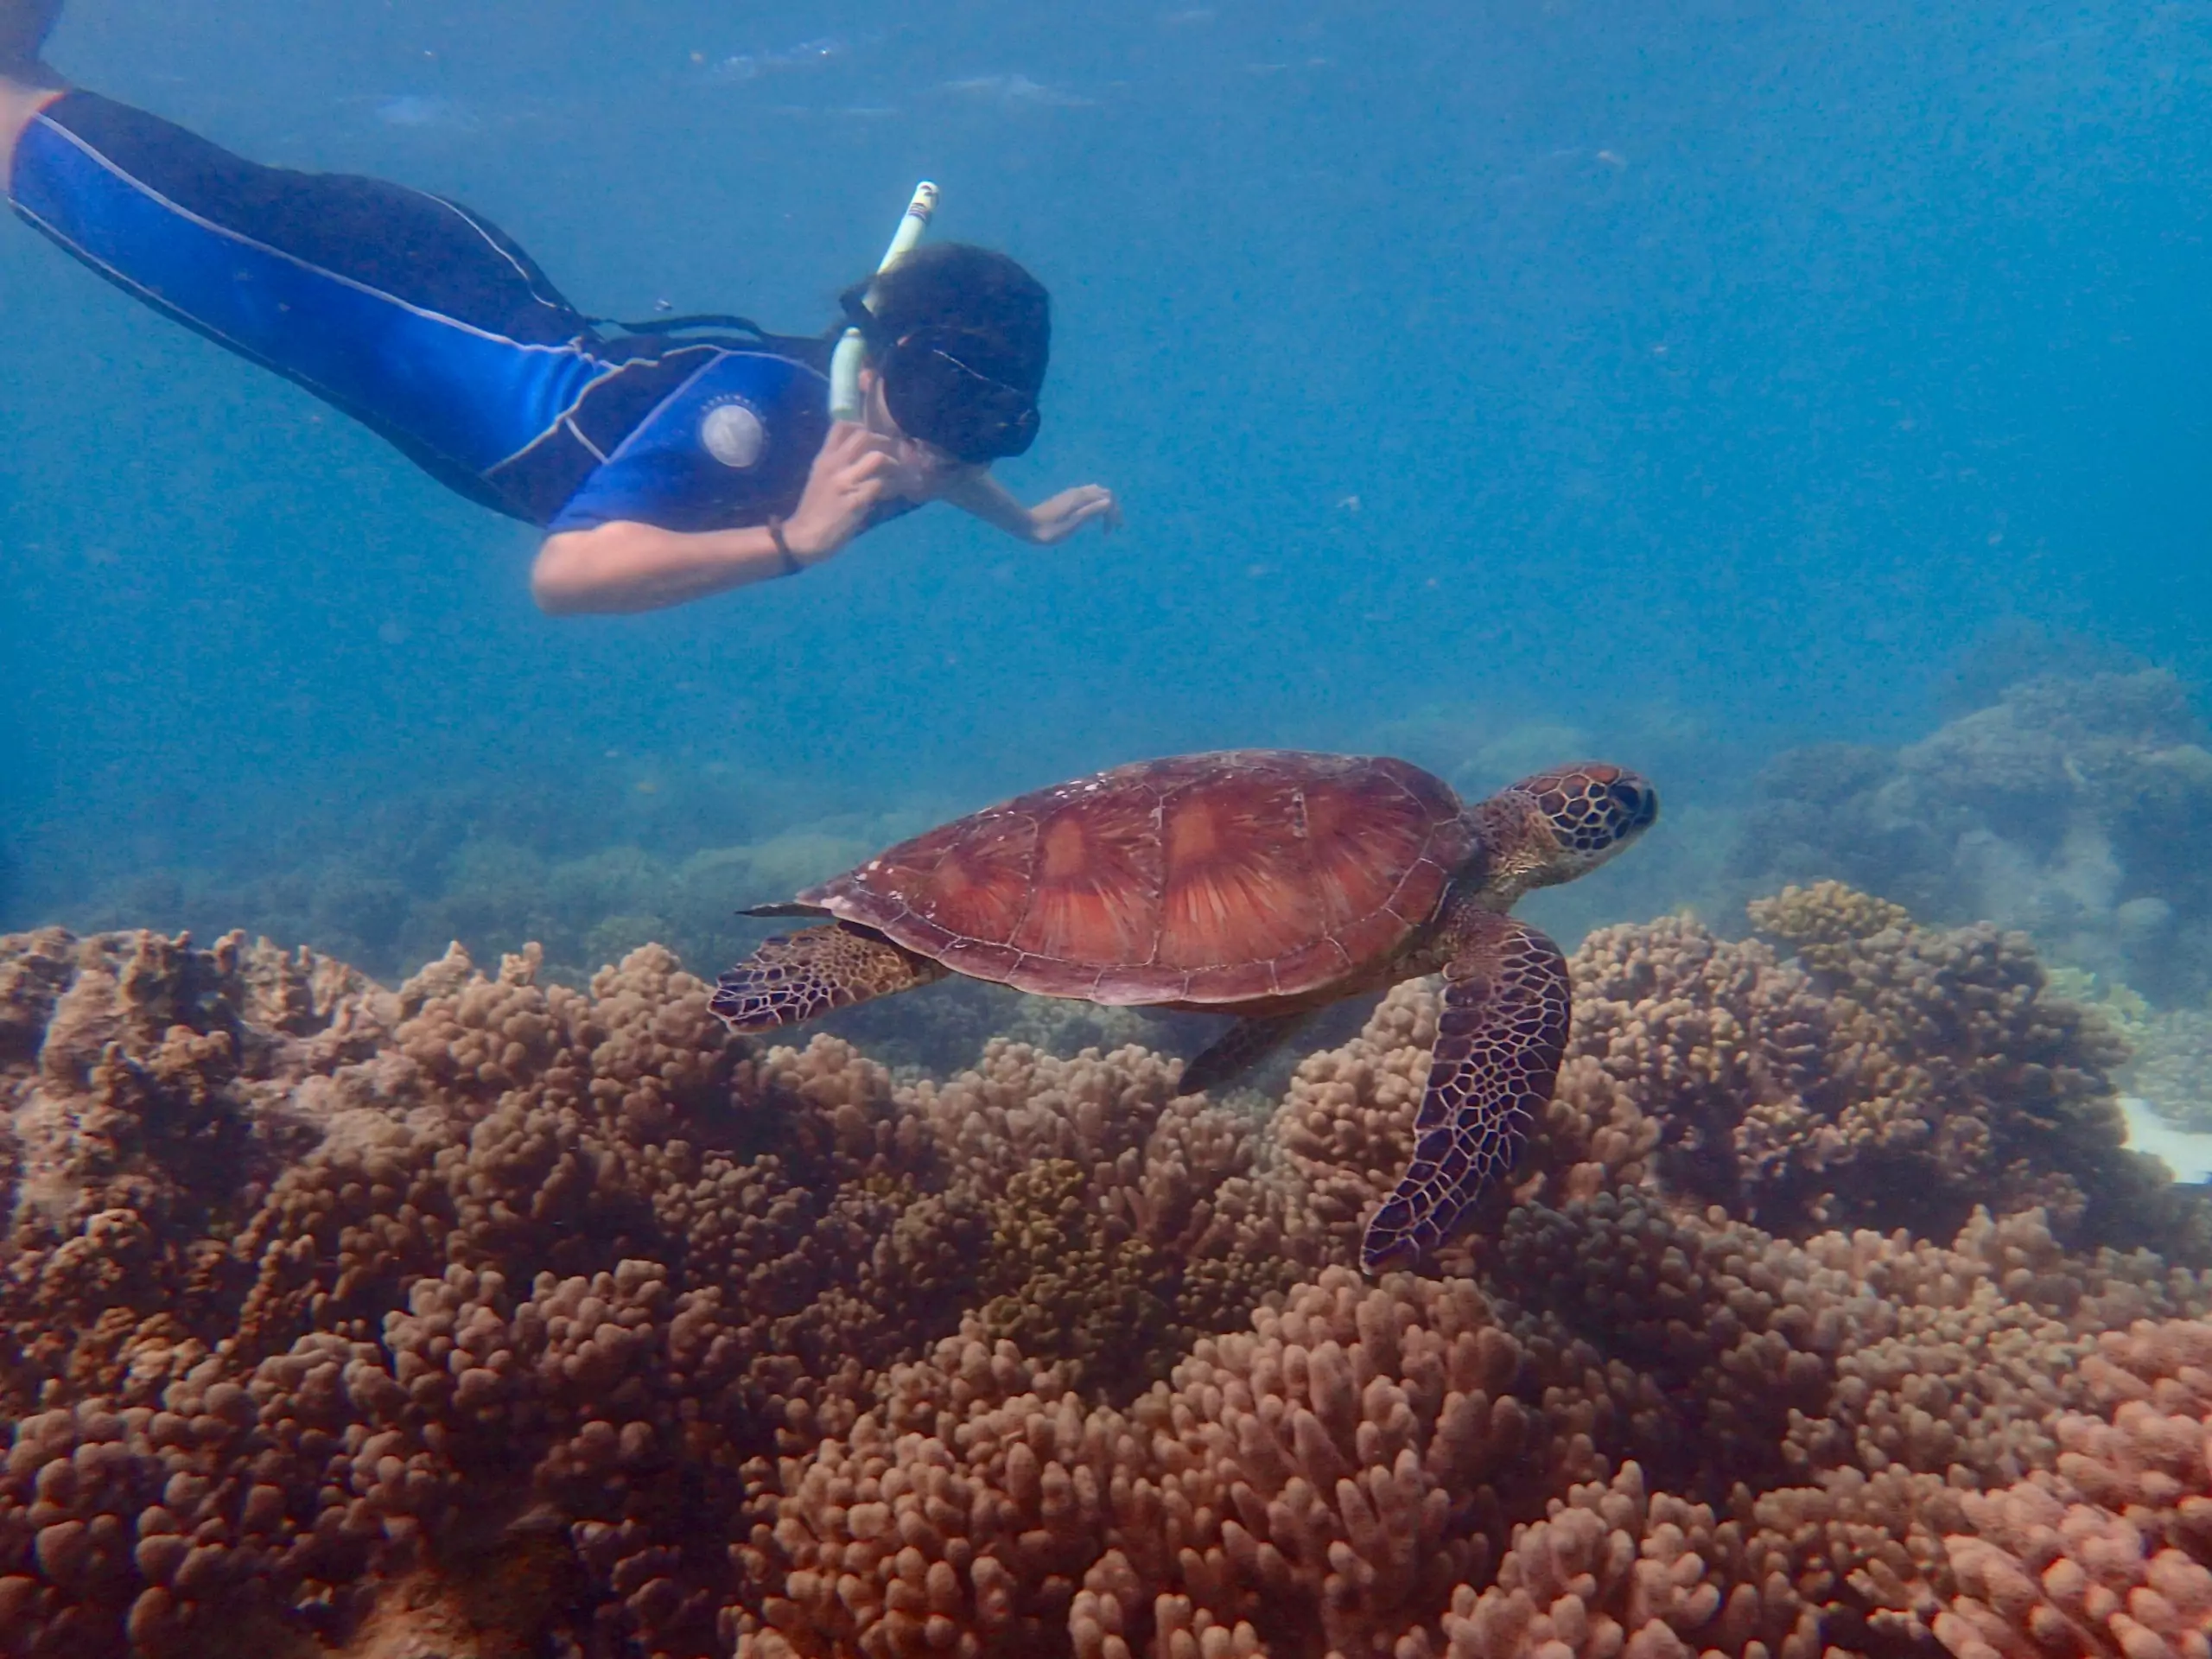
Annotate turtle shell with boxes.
[795,750,1476,1007]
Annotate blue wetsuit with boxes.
[8,92,852,535]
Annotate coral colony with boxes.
[4,881,2212,1657]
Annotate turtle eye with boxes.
[1606,779,1656,830]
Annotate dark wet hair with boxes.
[846,242,1051,397]
[837,243,1050,461]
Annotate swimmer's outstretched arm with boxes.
[531,421,899,613]
[531,424,1122,615]
[532,520,800,614]
[934,468,1123,546]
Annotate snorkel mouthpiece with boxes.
[830,182,938,423]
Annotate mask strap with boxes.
[595,311,772,339]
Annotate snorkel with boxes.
[829,181,938,423]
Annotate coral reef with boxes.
[39,806,1199,1079]
[1732,671,2212,1002]
[4,887,2212,1659]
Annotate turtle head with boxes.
[1471,764,1658,900]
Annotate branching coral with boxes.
[1745,881,2135,1228]
[1,926,392,1414]
[910,1041,1310,1398]
[1894,1319,2212,1659]
[0,932,1301,1656]
[734,1268,1597,1659]
[4,887,2212,1659]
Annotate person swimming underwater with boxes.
[0,2,1122,614]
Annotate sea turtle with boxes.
[709,750,1656,1273]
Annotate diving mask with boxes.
[878,327,1040,465]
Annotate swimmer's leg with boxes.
[8,87,604,516]
[0,1,63,86]
[0,3,66,187]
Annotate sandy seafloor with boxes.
[2120,1099,2212,1186]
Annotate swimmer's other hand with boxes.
[784,420,897,566]
[1026,486,1122,545]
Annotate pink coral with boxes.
[1,888,2209,1658]
[1910,1319,2212,1659]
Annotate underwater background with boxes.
[7,2,2212,1656]
[6,0,2209,996]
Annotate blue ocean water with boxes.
[2,0,2208,980]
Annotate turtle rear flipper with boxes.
[709,925,948,1033]
[1179,1010,1315,1096]
[1360,908,1568,1275]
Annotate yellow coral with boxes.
[1750,879,1913,956]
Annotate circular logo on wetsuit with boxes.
[700,401,766,469]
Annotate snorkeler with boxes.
[0,2,1121,614]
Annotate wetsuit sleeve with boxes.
[546,351,832,535]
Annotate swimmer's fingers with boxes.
[788,433,899,563]
[821,418,893,457]
[1029,485,1122,544]
[833,448,899,489]
[815,421,899,480]
[817,440,899,510]
[1068,486,1122,531]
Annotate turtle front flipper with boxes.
[1179,1010,1317,1096]
[709,925,949,1033]
[1360,909,1569,1275]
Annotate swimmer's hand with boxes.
[782,420,897,565]
[1022,486,1123,545]
[931,470,1122,545]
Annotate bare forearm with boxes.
[935,473,1122,546]
[936,469,1037,540]
[531,520,793,614]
